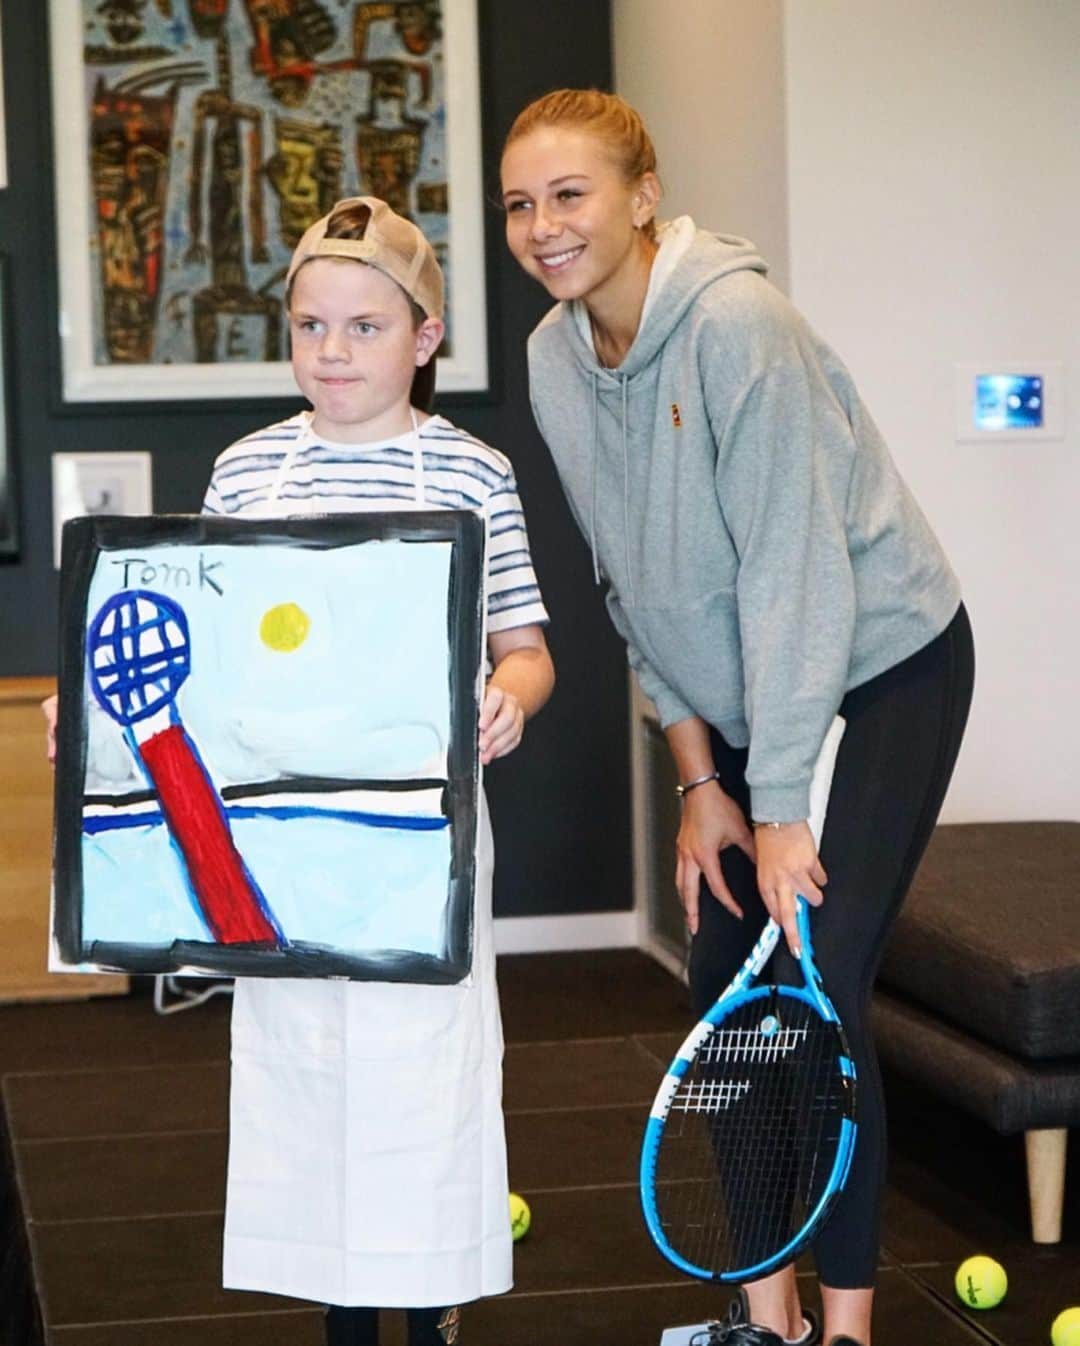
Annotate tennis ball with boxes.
[508,1191,531,1241]
[954,1255,1007,1309]
[1052,1307,1080,1346]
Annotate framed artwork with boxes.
[51,451,153,567]
[0,3,7,191]
[51,511,484,983]
[0,256,14,558]
[49,0,489,404]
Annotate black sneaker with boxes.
[689,1290,822,1345]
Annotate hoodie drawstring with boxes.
[589,371,601,584]
[588,372,634,601]
[621,376,633,604]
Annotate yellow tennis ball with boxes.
[955,1255,1007,1309]
[1052,1307,1080,1346]
[259,602,310,652]
[508,1191,531,1241]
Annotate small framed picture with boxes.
[52,451,153,568]
[0,255,16,558]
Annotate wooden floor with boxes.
[0,951,1076,1346]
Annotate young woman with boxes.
[500,90,974,1346]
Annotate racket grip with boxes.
[139,723,282,945]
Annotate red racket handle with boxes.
[138,723,281,945]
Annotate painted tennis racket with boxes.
[87,588,285,947]
[640,716,855,1283]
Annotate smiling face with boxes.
[288,258,442,443]
[500,126,658,311]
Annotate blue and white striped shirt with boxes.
[203,412,549,634]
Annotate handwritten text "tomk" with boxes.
[111,554,224,597]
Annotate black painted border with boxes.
[53,511,484,984]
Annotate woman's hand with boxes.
[42,695,59,766]
[478,684,525,765]
[754,821,827,957]
[675,781,757,934]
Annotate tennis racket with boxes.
[640,716,855,1283]
[87,588,285,946]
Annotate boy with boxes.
[48,198,554,1346]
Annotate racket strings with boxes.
[90,593,191,723]
[653,993,849,1276]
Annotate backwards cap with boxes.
[286,197,444,320]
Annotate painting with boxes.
[49,0,489,402]
[0,3,7,191]
[52,451,153,566]
[0,256,14,558]
[51,511,484,983]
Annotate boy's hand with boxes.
[42,695,59,766]
[478,684,524,765]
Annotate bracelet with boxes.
[752,820,784,830]
[675,771,720,799]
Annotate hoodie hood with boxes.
[559,223,768,380]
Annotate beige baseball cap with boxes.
[286,197,444,320]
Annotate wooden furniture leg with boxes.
[1025,1127,1067,1243]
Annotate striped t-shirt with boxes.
[203,411,549,634]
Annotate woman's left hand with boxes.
[754,821,827,958]
[478,684,525,764]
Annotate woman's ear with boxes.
[633,171,662,229]
[415,316,445,366]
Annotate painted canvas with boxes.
[50,0,489,399]
[51,512,484,983]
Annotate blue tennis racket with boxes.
[640,718,856,1283]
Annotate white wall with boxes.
[613,1,1079,822]
[784,2,1080,821]
[612,0,790,293]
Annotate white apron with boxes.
[221,416,511,1307]
[222,795,510,1307]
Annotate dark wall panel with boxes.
[0,0,631,919]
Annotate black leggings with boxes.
[325,1304,460,1345]
[688,605,974,1289]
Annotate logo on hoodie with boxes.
[671,403,682,429]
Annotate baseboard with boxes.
[493,910,637,954]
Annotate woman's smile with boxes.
[534,245,586,272]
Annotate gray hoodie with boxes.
[527,224,961,822]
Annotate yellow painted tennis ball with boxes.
[508,1192,531,1241]
[955,1255,1007,1309]
[259,602,310,652]
[1052,1308,1080,1346]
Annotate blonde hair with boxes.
[503,89,660,240]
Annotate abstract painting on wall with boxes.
[49,0,489,401]
[51,512,484,983]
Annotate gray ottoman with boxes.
[872,821,1080,1242]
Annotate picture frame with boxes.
[52,511,484,984]
[0,3,7,192]
[49,0,489,405]
[0,255,15,558]
[51,451,153,568]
